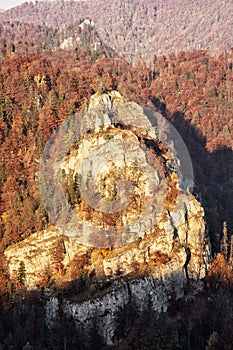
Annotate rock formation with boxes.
[4,91,210,346]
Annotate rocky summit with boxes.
[4,92,210,346]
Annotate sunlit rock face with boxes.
[4,91,210,346]
[4,190,208,289]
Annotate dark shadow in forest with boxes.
[0,267,233,350]
[152,97,233,253]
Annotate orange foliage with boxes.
[207,253,233,286]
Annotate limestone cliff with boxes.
[4,191,208,289]
[4,91,210,346]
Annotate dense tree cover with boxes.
[149,50,233,252]
[0,0,232,61]
[0,47,232,253]
[0,19,113,59]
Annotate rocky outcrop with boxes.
[4,91,210,346]
[4,227,88,289]
[60,18,102,52]
[61,274,185,346]
[4,190,209,289]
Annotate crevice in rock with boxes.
[183,246,191,280]
[167,209,180,250]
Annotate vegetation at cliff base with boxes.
[0,0,232,349]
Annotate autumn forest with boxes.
[0,0,232,349]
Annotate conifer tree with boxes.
[220,221,228,260]
[17,261,26,285]
[229,234,233,267]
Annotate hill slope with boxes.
[0,18,114,58]
[0,0,232,61]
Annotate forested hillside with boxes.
[0,19,113,58]
[0,45,232,348]
[0,45,232,254]
[0,1,232,349]
[0,0,232,61]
